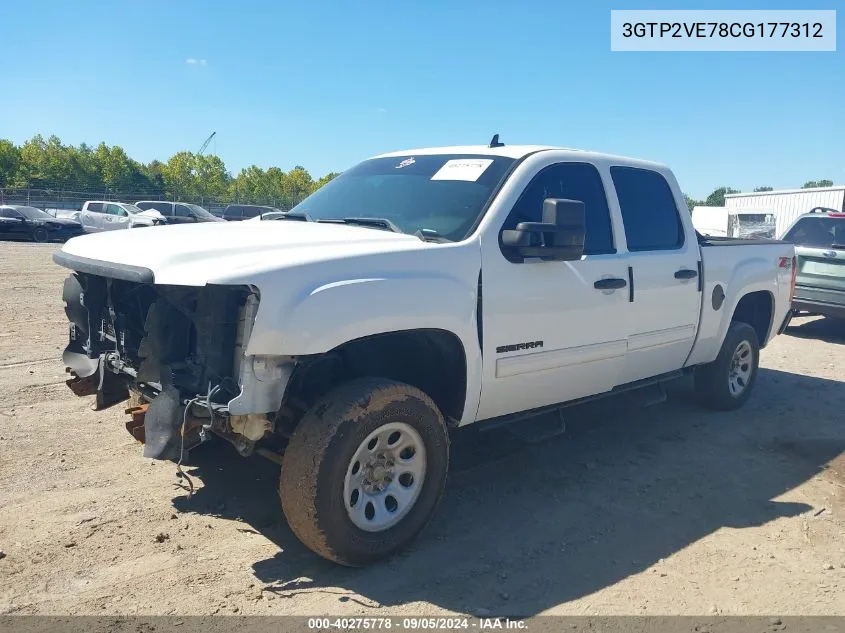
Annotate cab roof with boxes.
[371,145,669,170]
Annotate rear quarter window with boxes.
[611,167,685,251]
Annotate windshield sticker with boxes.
[395,158,416,169]
[431,158,494,182]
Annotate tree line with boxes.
[684,179,834,211]
[0,135,339,208]
[0,135,836,210]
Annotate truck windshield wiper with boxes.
[316,217,404,234]
[267,212,313,222]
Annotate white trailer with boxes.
[725,186,845,238]
[691,206,777,239]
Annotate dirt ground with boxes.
[0,240,844,617]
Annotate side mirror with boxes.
[501,198,586,262]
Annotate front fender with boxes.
[249,273,478,355]
[245,271,483,425]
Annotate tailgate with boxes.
[795,246,845,293]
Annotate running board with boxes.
[508,410,566,443]
[478,369,683,434]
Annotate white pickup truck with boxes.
[53,142,796,566]
[51,201,167,232]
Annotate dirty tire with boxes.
[280,377,449,567]
[694,321,760,411]
[32,228,49,243]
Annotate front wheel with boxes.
[694,321,760,411]
[280,377,449,566]
[32,227,49,243]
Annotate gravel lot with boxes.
[1,240,844,616]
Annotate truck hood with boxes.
[56,220,431,286]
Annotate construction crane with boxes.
[198,131,216,156]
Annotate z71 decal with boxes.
[496,341,544,354]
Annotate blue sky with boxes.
[1,0,841,198]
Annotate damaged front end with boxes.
[59,261,293,463]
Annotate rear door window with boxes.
[86,202,104,213]
[611,167,685,251]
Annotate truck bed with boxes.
[685,239,794,367]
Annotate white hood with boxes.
[59,220,430,286]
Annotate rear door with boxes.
[784,214,845,303]
[81,202,105,231]
[610,166,702,384]
[0,208,31,238]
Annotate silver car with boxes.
[782,207,845,320]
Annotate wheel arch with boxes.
[730,290,774,348]
[282,328,470,430]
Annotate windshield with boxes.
[122,204,145,215]
[187,204,216,220]
[783,216,845,248]
[15,206,52,220]
[288,154,516,241]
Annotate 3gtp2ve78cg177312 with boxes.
[53,140,796,566]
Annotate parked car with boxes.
[222,204,283,221]
[134,201,224,224]
[781,206,845,320]
[0,205,85,242]
[50,202,166,232]
[54,142,795,567]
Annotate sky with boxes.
[1,0,842,199]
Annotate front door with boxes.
[609,166,701,384]
[105,204,131,230]
[476,161,631,421]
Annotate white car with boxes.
[62,201,167,233]
[53,142,796,566]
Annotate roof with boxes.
[371,144,668,169]
[725,185,845,198]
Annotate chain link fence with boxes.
[0,187,308,217]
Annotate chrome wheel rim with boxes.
[343,422,427,532]
[728,340,753,396]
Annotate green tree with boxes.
[705,186,740,207]
[1,134,336,205]
[313,171,340,192]
[802,180,833,189]
[683,193,703,212]
[0,139,21,187]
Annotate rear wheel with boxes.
[694,321,760,411]
[32,227,49,243]
[280,377,449,566]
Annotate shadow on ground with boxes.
[785,315,845,345]
[173,367,845,616]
